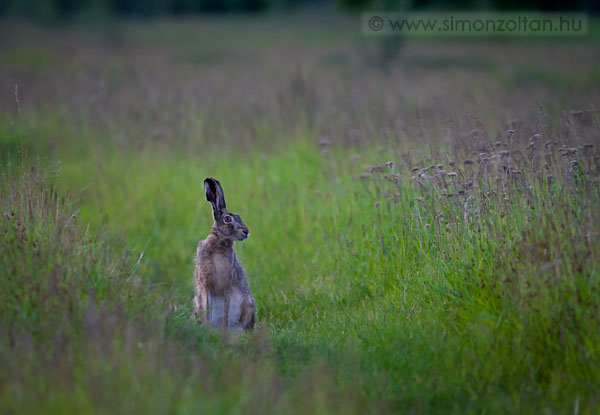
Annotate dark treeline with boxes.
[0,0,595,19]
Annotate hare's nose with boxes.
[242,229,249,236]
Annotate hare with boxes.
[193,178,255,330]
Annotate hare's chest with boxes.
[210,253,233,293]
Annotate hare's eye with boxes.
[223,215,232,224]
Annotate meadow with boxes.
[1,15,600,414]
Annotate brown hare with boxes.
[193,178,255,330]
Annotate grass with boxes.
[1,14,600,414]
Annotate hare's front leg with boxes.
[194,286,211,324]
[224,292,231,329]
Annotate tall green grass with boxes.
[2,121,598,413]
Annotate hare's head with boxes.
[204,177,249,241]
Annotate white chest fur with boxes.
[208,291,243,328]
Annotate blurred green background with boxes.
[1,1,599,414]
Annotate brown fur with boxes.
[194,178,255,330]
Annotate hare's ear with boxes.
[204,178,227,214]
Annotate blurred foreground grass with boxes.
[1,15,600,414]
